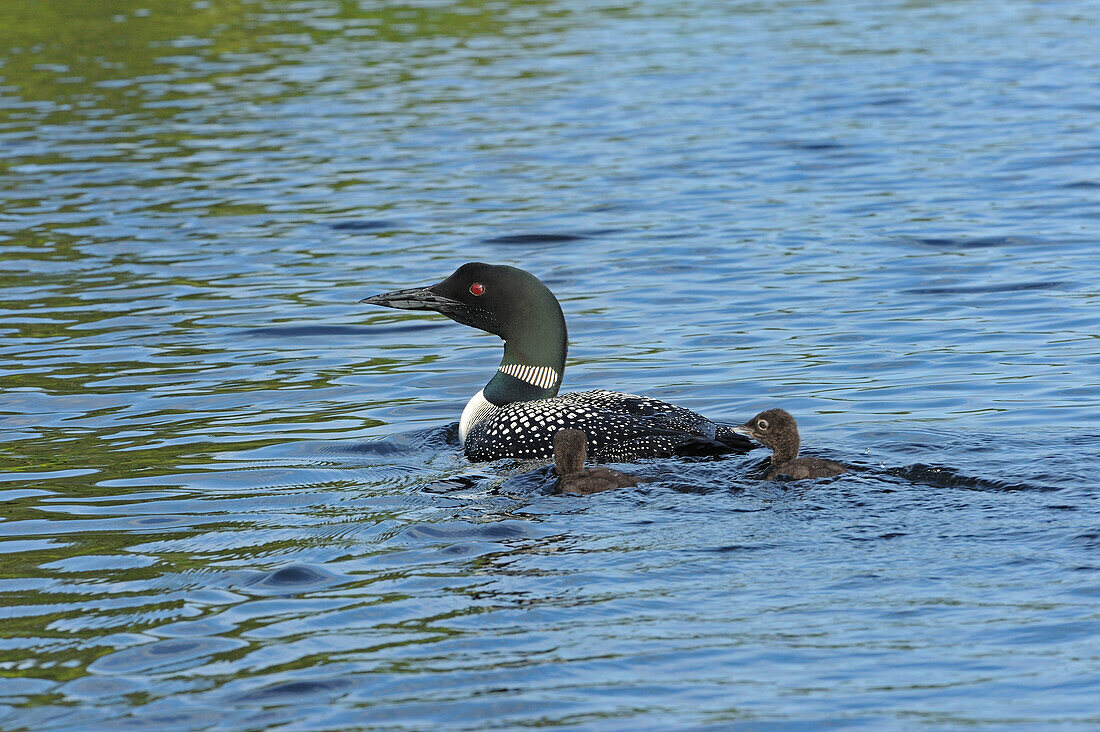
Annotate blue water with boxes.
[3,0,1100,728]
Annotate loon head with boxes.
[732,408,800,463]
[361,263,554,341]
[362,262,567,404]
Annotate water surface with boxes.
[2,0,1100,728]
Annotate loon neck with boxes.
[770,434,800,464]
[483,333,566,406]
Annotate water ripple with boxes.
[2,0,1100,728]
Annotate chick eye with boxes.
[470,282,485,296]
[757,419,769,431]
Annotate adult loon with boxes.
[362,262,753,462]
[732,408,846,480]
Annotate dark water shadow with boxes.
[239,563,347,596]
[904,280,1066,295]
[499,464,558,496]
[773,138,849,152]
[238,677,356,703]
[89,637,248,675]
[482,233,588,245]
[886,463,1053,492]
[339,424,458,459]
[242,324,376,338]
[900,235,1043,249]
[329,220,396,231]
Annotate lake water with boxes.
[3,0,1100,728]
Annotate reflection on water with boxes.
[3,0,1100,727]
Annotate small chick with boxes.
[733,409,845,480]
[553,429,639,495]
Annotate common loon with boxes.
[554,429,639,495]
[732,408,846,480]
[362,262,753,462]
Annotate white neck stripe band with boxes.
[498,363,559,390]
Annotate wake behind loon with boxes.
[362,262,753,463]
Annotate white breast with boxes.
[459,389,497,445]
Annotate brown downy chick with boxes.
[733,409,846,480]
[553,429,639,495]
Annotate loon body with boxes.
[362,262,752,463]
[733,408,846,480]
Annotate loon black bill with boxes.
[360,286,457,313]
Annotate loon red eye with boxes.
[470,282,485,296]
